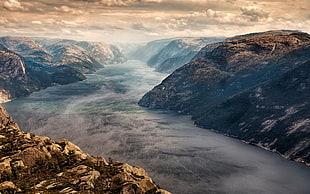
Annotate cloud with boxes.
[100,0,162,6]
[54,5,84,15]
[0,17,9,24]
[131,22,152,31]
[0,0,309,42]
[31,20,42,25]
[2,0,24,11]
[241,6,270,22]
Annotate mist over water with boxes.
[4,60,310,194]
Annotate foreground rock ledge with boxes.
[0,105,170,194]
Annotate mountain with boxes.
[0,37,86,102]
[147,37,224,73]
[0,36,126,102]
[36,38,126,66]
[0,45,29,103]
[44,43,103,73]
[129,38,175,62]
[0,37,52,66]
[0,105,170,193]
[196,61,310,164]
[139,30,310,165]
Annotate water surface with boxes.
[4,60,310,194]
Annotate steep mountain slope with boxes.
[0,40,85,102]
[75,41,125,65]
[129,38,174,62]
[139,30,310,165]
[37,38,126,66]
[196,61,310,164]
[0,45,29,103]
[148,37,224,73]
[45,43,103,73]
[0,37,52,66]
[0,105,170,193]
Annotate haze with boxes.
[1,0,309,42]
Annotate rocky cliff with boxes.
[0,105,170,193]
[139,30,310,165]
[0,45,29,103]
[196,61,310,164]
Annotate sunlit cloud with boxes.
[2,0,24,11]
[31,20,42,25]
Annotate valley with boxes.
[4,60,310,194]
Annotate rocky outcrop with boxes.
[0,105,170,193]
[139,30,310,165]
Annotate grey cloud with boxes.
[241,6,270,22]
[131,22,152,31]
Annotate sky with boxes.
[0,0,309,43]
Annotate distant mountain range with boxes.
[0,36,125,102]
[139,30,310,165]
[130,37,224,73]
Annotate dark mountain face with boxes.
[196,61,310,164]
[139,30,310,165]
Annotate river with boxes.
[4,60,310,194]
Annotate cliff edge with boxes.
[0,105,170,193]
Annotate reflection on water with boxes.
[4,60,310,194]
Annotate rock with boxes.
[0,105,170,193]
[0,181,17,191]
